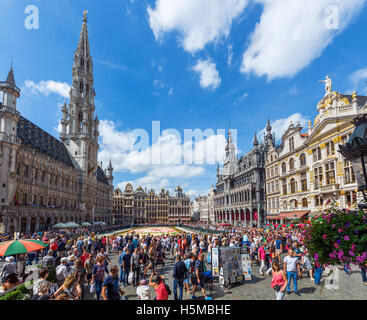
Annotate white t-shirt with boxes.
[136,285,151,300]
[284,256,298,272]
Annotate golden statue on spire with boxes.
[83,10,88,23]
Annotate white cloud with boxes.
[192,59,221,90]
[24,80,70,98]
[227,44,234,67]
[241,0,365,79]
[168,88,173,96]
[289,85,299,95]
[98,119,226,184]
[349,67,367,86]
[147,0,248,53]
[233,92,248,105]
[258,113,310,141]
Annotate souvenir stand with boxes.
[211,246,253,288]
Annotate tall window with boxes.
[302,198,308,207]
[290,178,296,193]
[289,158,295,170]
[315,195,323,206]
[301,173,307,192]
[24,165,29,178]
[300,153,306,167]
[314,167,323,189]
[344,159,355,184]
[290,199,298,209]
[325,162,335,185]
[326,141,335,156]
[346,191,357,206]
[79,81,84,93]
[275,180,279,192]
[313,147,322,162]
[289,137,295,151]
[283,201,287,209]
[282,179,287,195]
[282,162,287,174]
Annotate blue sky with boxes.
[1,0,367,198]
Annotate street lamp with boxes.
[339,115,367,207]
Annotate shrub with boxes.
[304,200,367,267]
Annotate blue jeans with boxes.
[120,268,128,285]
[173,278,184,300]
[95,280,103,300]
[361,268,367,283]
[314,267,323,285]
[286,271,298,293]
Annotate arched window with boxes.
[282,162,287,173]
[79,81,84,93]
[81,58,84,67]
[86,84,89,97]
[300,153,306,167]
[290,178,296,193]
[290,199,298,209]
[289,158,295,170]
[283,201,287,209]
[302,198,308,207]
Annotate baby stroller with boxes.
[155,250,165,266]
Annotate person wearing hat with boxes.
[56,258,69,287]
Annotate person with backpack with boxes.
[91,256,108,300]
[101,265,124,300]
[149,272,169,300]
[172,254,188,300]
[192,253,212,300]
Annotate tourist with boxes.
[30,281,52,300]
[121,248,131,286]
[101,265,124,300]
[258,242,266,276]
[136,279,151,300]
[52,273,82,300]
[56,258,69,287]
[131,247,143,287]
[172,254,188,300]
[1,256,17,282]
[192,253,212,300]
[42,250,55,267]
[270,262,287,300]
[84,254,95,286]
[149,273,168,300]
[91,256,108,300]
[283,249,301,295]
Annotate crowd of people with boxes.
[0,222,366,300]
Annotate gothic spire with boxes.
[253,131,259,146]
[76,10,90,57]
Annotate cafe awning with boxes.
[278,211,310,220]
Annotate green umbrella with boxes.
[53,223,67,229]
[82,222,92,227]
[64,222,80,228]
[0,239,49,257]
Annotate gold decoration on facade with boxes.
[319,143,326,149]
[352,91,357,100]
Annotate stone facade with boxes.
[113,185,191,225]
[0,13,114,234]
[213,129,273,227]
[195,186,215,224]
[265,83,366,223]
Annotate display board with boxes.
[241,253,253,280]
[217,247,244,286]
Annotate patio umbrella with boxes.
[82,222,92,227]
[64,222,80,228]
[0,239,49,257]
[53,223,67,229]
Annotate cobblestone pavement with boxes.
[83,249,366,301]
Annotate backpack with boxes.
[164,283,171,296]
